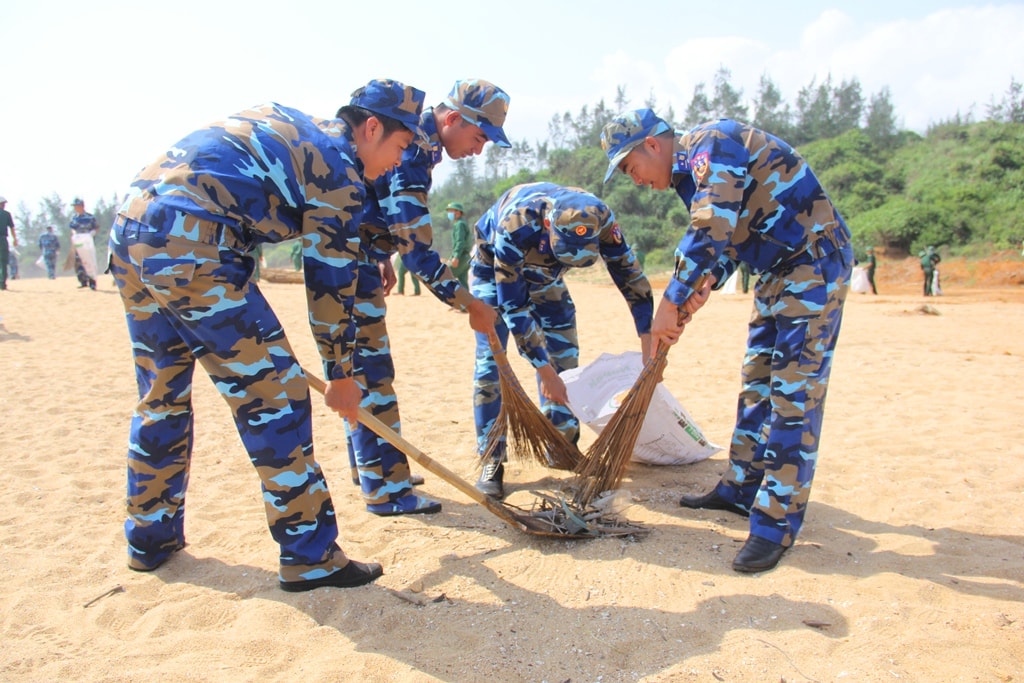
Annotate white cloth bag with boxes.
[560,351,722,465]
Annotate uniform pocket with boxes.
[140,257,196,288]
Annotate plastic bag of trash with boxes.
[560,351,722,465]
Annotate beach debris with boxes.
[506,489,648,538]
[83,584,125,608]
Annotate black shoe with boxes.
[127,542,186,572]
[475,459,504,499]
[679,489,750,517]
[732,536,787,573]
[279,560,383,592]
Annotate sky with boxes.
[2,0,1023,215]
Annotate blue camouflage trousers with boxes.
[713,243,852,547]
[109,217,349,581]
[344,257,415,504]
[470,272,581,459]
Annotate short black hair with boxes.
[335,105,408,136]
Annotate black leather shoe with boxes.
[732,536,787,573]
[475,459,504,499]
[679,489,750,517]
[279,560,383,592]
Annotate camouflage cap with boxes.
[72,197,84,205]
[546,188,609,268]
[445,79,511,148]
[600,108,672,183]
[350,78,426,136]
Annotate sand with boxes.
[1,265,1022,683]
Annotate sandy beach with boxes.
[1,264,1022,682]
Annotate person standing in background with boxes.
[38,226,61,279]
[865,247,878,294]
[0,196,17,290]
[920,245,940,296]
[446,201,471,288]
[69,197,99,290]
[394,252,421,295]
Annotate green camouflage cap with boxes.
[446,202,464,212]
[445,79,511,148]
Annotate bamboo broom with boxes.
[572,275,709,506]
[480,334,582,471]
[305,372,621,538]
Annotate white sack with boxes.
[560,351,722,465]
[851,266,871,294]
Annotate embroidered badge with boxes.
[610,223,623,244]
[692,152,710,183]
[574,225,588,236]
[673,151,690,173]
[430,141,442,166]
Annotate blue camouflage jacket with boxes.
[666,119,850,305]
[474,182,652,368]
[358,109,475,310]
[118,102,366,380]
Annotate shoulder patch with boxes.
[692,151,710,183]
[673,151,690,174]
[610,223,623,244]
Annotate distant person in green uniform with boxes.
[446,201,471,288]
[865,247,877,294]
[395,253,421,295]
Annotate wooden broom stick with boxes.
[306,373,541,533]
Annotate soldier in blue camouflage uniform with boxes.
[471,182,653,498]
[69,197,99,290]
[602,109,853,573]
[344,80,507,516]
[38,226,61,279]
[108,79,425,592]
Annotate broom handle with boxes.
[306,373,531,531]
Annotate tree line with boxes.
[430,73,1024,270]
[9,73,1023,274]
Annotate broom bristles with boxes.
[479,339,582,472]
[572,274,708,506]
[571,350,669,506]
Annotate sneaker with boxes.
[279,559,383,592]
[475,459,504,499]
[367,494,442,517]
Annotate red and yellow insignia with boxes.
[692,151,710,183]
[611,223,623,244]
[574,225,588,236]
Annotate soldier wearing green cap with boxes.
[446,201,471,288]
[342,79,511,517]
